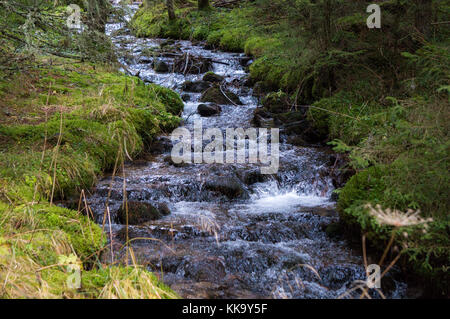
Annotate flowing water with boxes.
[86,4,410,298]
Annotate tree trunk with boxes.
[167,0,176,20]
[323,0,332,51]
[198,0,210,11]
[414,0,432,38]
[86,0,109,33]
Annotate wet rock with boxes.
[233,221,307,243]
[150,136,172,154]
[239,56,253,67]
[179,257,226,282]
[116,201,162,225]
[153,59,169,73]
[204,176,246,199]
[197,103,221,117]
[237,168,266,185]
[264,109,327,145]
[158,202,171,216]
[242,77,254,87]
[200,86,242,105]
[181,94,191,102]
[330,191,339,202]
[95,187,124,201]
[202,72,224,83]
[155,255,185,273]
[321,265,359,290]
[60,199,82,211]
[181,80,211,93]
[274,111,306,126]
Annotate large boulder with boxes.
[116,201,166,225]
[200,86,242,105]
[202,72,224,83]
[197,103,221,117]
[182,80,211,93]
[204,176,247,199]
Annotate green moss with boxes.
[150,84,184,116]
[261,91,291,114]
[0,58,182,299]
[337,161,449,296]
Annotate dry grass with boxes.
[99,266,178,299]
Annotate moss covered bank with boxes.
[0,57,182,298]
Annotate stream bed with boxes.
[85,4,410,299]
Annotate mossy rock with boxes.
[261,91,291,114]
[116,202,162,225]
[151,85,184,115]
[200,86,242,105]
